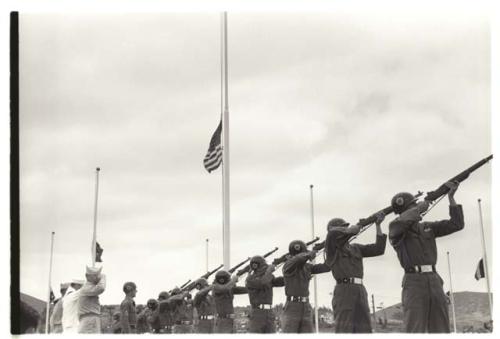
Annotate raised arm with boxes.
[389,202,428,244]
[79,274,106,297]
[425,182,464,237]
[283,252,313,275]
[246,265,275,289]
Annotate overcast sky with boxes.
[19,10,491,308]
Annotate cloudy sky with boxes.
[19,10,491,308]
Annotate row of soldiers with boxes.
[111,181,463,333]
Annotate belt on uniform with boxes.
[199,315,214,320]
[286,296,309,303]
[217,313,235,319]
[405,265,436,274]
[336,277,363,285]
[253,304,272,310]
[79,313,99,319]
[175,320,192,325]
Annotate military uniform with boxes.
[212,272,248,333]
[281,243,329,333]
[169,293,194,334]
[389,203,464,333]
[119,296,137,333]
[158,292,173,333]
[245,256,284,333]
[193,287,215,333]
[144,299,162,333]
[325,230,387,333]
[77,270,106,334]
[135,308,148,334]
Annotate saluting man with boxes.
[212,270,248,333]
[245,255,284,333]
[280,240,329,333]
[119,282,137,333]
[389,181,464,333]
[324,213,387,333]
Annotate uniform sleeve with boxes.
[271,276,285,287]
[311,263,331,274]
[246,270,274,289]
[193,287,211,307]
[389,208,421,245]
[232,286,248,295]
[79,274,106,296]
[283,253,310,275]
[120,301,130,333]
[356,234,387,257]
[424,205,464,238]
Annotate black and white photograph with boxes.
[9,2,495,335]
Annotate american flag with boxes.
[203,120,222,173]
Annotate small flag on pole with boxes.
[95,242,103,263]
[475,258,485,280]
[203,120,223,173]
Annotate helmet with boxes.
[194,278,209,289]
[147,298,158,309]
[170,287,181,295]
[214,270,231,284]
[158,291,169,300]
[288,240,307,256]
[391,192,416,214]
[327,218,349,231]
[250,255,266,268]
[123,281,137,293]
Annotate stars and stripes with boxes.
[203,120,223,173]
[474,258,485,280]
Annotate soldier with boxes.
[212,270,248,333]
[49,282,69,333]
[245,256,284,333]
[145,299,161,333]
[136,305,149,334]
[168,288,194,333]
[111,311,122,334]
[77,266,106,333]
[120,281,137,333]
[280,240,329,333]
[192,278,216,333]
[388,181,464,333]
[156,291,173,333]
[323,213,387,333]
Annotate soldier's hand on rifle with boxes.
[445,180,459,205]
[307,251,317,260]
[374,211,385,226]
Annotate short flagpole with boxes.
[477,199,493,320]
[92,167,100,267]
[221,12,231,270]
[45,231,55,334]
[446,251,457,332]
[310,184,320,333]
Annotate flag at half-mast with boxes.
[475,258,485,280]
[203,120,223,173]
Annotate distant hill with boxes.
[374,291,492,332]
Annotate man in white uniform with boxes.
[62,279,84,333]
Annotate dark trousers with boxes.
[332,283,372,333]
[195,319,214,333]
[402,272,450,333]
[214,317,234,333]
[281,301,313,333]
[248,308,276,333]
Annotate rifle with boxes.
[272,237,320,266]
[236,247,279,276]
[168,279,192,294]
[228,257,251,274]
[315,155,494,249]
[181,264,224,292]
[424,155,493,202]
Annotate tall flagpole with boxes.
[446,251,457,332]
[310,184,319,333]
[221,12,230,270]
[92,167,100,267]
[45,231,55,334]
[477,199,493,320]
